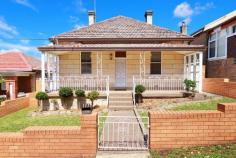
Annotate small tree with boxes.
[87,91,99,106]
[0,75,5,84]
[35,91,49,111]
[184,79,197,92]
[59,87,73,109]
[135,85,146,104]
[75,89,86,97]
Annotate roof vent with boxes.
[88,11,96,25]
[145,10,153,25]
[180,22,188,35]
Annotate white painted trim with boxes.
[41,52,45,92]
[199,52,203,93]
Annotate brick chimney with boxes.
[180,22,188,35]
[145,10,153,25]
[88,11,96,25]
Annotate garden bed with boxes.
[137,96,236,111]
[0,107,81,132]
[150,143,236,158]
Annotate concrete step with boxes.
[109,100,133,104]
[109,106,134,110]
[96,151,149,158]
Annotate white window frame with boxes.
[208,28,227,61]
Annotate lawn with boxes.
[150,144,236,158]
[171,97,236,111]
[0,107,80,132]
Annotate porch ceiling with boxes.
[38,43,206,53]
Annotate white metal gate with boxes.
[98,116,149,150]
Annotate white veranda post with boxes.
[139,51,145,79]
[184,51,203,92]
[41,52,46,92]
[96,52,103,77]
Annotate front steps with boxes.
[109,91,134,110]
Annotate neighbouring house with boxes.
[192,10,236,81]
[0,51,41,99]
[38,10,205,100]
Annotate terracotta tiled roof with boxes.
[0,52,41,72]
[52,16,192,40]
[39,43,205,51]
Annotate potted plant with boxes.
[59,87,73,110]
[75,89,86,109]
[135,84,146,104]
[183,79,197,97]
[35,91,49,111]
[87,91,99,107]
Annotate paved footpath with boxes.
[99,110,146,150]
[96,151,150,158]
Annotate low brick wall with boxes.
[203,78,236,98]
[149,103,236,150]
[0,114,97,158]
[0,97,29,117]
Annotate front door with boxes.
[115,58,126,88]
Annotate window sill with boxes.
[208,56,227,61]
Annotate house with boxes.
[192,10,236,81]
[38,10,205,99]
[0,52,41,99]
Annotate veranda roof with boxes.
[38,43,205,52]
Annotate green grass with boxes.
[171,97,236,111]
[138,110,149,128]
[150,144,236,158]
[0,107,80,132]
[98,111,108,137]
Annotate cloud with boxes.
[174,2,215,26]
[74,0,87,13]
[174,2,193,18]
[14,0,38,12]
[69,16,79,23]
[0,40,38,54]
[74,24,86,29]
[0,17,18,38]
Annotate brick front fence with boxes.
[149,103,236,150]
[0,114,97,158]
[203,78,236,98]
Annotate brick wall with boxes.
[203,78,236,99]
[149,103,236,150]
[0,97,29,117]
[0,114,97,158]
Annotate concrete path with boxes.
[99,110,147,150]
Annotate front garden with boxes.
[150,144,236,158]
[0,107,80,132]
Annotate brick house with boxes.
[38,10,205,100]
[0,52,41,99]
[192,10,236,81]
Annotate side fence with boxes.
[0,93,37,117]
[203,78,236,99]
[0,114,97,158]
[150,103,236,150]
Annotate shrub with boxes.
[184,79,197,92]
[75,89,86,97]
[87,91,99,106]
[35,92,48,100]
[135,84,146,94]
[0,96,6,105]
[59,87,73,98]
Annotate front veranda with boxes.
[40,49,203,103]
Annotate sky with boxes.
[0,0,235,59]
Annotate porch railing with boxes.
[133,75,185,92]
[45,75,110,94]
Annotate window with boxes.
[233,25,236,34]
[81,52,91,74]
[208,29,226,59]
[150,52,161,74]
[0,82,6,91]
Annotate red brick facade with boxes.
[0,114,97,158]
[149,103,236,150]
